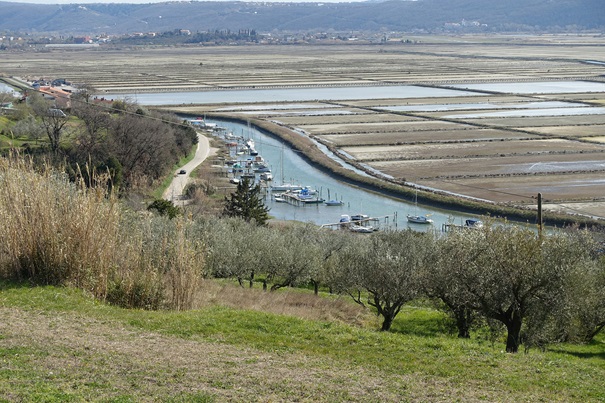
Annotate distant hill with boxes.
[0,0,603,35]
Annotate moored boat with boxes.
[271,183,303,192]
[260,172,273,181]
[349,224,374,233]
[351,214,369,222]
[325,200,344,206]
[407,214,434,224]
[465,219,484,229]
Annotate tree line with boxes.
[2,88,197,191]
[202,217,605,353]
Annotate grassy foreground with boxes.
[1,282,604,402]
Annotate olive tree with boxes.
[546,231,605,344]
[423,233,479,338]
[204,217,271,288]
[574,259,605,342]
[334,229,435,331]
[303,225,350,295]
[10,114,45,143]
[262,223,323,292]
[443,224,584,353]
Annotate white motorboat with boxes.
[349,224,374,233]
[465,219,484,229]
[407,214,434,224]
[325,200,344,206]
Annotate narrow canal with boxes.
[206,118,487,231]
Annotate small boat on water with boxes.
[407,189,433,224]
[349,224,374,234]
[351,214,369,222]
[325,200,344,206]
[271,183,303,192]
[260,172,273,181]
[407,214,434,224]
[254,164,271,173]
[465,219,484,229]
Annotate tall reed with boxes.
[0,155,120,298]
[0,154,206,310]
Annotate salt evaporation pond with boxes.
[449,81,605,95]
[444,107,605,119]
[104,85,482,106]
[379,101,582,113]
[234,110,356,116]
[215,103,334,111]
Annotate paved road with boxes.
[163,131,217,205]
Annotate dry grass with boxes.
[520,125,605,137]
[193,279,371,327]
[0,155,120,297]
[0,305,485,403]
[0,154,203,310]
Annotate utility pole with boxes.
[537,192,543,239]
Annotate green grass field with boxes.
[1,282,603,402]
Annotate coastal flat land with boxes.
[3,35,605,217]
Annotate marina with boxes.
[203,118,490,231]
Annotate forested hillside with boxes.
[0,0,602,35]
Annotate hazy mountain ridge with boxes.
[0,0,602,35]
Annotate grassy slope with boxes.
[1,283,604,402]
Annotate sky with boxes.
[1,0,369,3]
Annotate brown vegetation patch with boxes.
[342,139,605,162]
[418,173,605,206]
[519,125,605,137]
[454,115,605,127]
[370,153,605,183]
[276,113,415,126]
[318,128,532,147]
[193,280,370,326]
[300,119,445,135]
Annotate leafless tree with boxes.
[109,113,176,184]
[29,92,68,153]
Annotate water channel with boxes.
[206,118,487,231]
